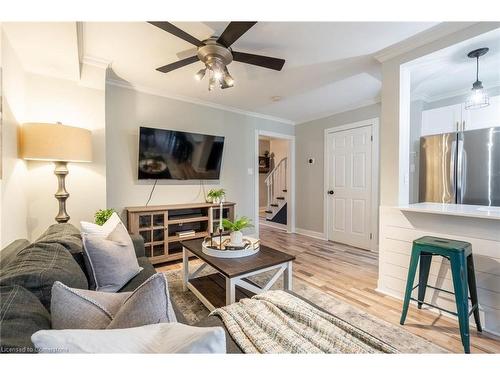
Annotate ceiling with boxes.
[410,27,500,101]
[84,22,438,123]
[3,21,441,123]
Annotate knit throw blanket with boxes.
[211,290,398,353]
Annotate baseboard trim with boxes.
[260,221,287,231]
[375,286,500,337]
[295,228,327,241]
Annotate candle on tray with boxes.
[219,201,223,231]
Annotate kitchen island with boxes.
[378,204,500,336]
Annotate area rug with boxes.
[162,267,448,353]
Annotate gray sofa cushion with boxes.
[0,285,51,352]
[36,223,89,285]
[0,239,30,268]
[0,242,88,311]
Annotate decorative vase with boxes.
[230,231,243,246]
[212,197,220,204]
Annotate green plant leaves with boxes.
[222,216,253,231]
[94,208,116,226]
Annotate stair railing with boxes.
[264,157,287,210]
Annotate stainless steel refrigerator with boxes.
[419,126,500,206]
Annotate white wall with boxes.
[1,33,29,246]
[378,22,500,334]
[269,138,288,166]
[295,103,381,234]
[105,83,295,227]
[409,99,424,203]
[22,72,106,240]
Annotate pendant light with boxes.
[465,47,490,110]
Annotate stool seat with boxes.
[400,236,481,353]
[414,236,472,254]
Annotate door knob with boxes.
[327,190,334,195]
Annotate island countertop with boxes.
[397,202,500,221]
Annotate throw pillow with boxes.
[31,323,226,353]
[82,221,142,292]
[80,212,122,237]
[51,273,176,330]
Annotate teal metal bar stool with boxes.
[400,236,482,353]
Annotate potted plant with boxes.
[94,208,116,226]
[207,188,226,204]
[222,216,253,246]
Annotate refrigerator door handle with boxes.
[450,139,457,200]
[457,136,465,204]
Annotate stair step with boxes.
[282,189,287,192]
[276,197,285,200]
[270,204,279,207]
[264,210,273,214]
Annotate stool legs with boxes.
[450,253,470,354]
[417,252,432,309]
[400,249,420,325]
[467,254,482,332]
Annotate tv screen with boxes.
[138,127,225,180]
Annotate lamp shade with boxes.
[21,123,92,162]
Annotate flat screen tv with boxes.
[138,127,225,180]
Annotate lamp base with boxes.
[54,161,70,223]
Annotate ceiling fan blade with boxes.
[217,22,257,47]
[232,51,285,71]
[148,21,204,47]
[156,56,199,73]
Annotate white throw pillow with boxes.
[31,323,226,353]
[80,212,122,237]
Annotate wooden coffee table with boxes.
[181,238,295,311]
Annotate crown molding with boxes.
[418,81,500,103]
[82,55,112,69]
[374,22,478,63]
[296,96,381,125]
[106,78,296,125]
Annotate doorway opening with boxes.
[255,130,295,236]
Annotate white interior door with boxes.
[327,125,372,249]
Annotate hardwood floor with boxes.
[156,226,500,353]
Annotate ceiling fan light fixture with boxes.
[194,68,206,81]
[465,47,490,110]
[223,67,234,87]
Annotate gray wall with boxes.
[105,84,294,229]
[295,103,381,233]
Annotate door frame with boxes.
[323,118,380,251]
[254,129,296,237]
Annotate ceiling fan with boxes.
[148,21,286,91]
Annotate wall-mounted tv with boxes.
[138,127,225,180]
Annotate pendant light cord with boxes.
[145,179,158,206]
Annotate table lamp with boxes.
[21,122,92,223]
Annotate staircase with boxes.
[264,157,288,225]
